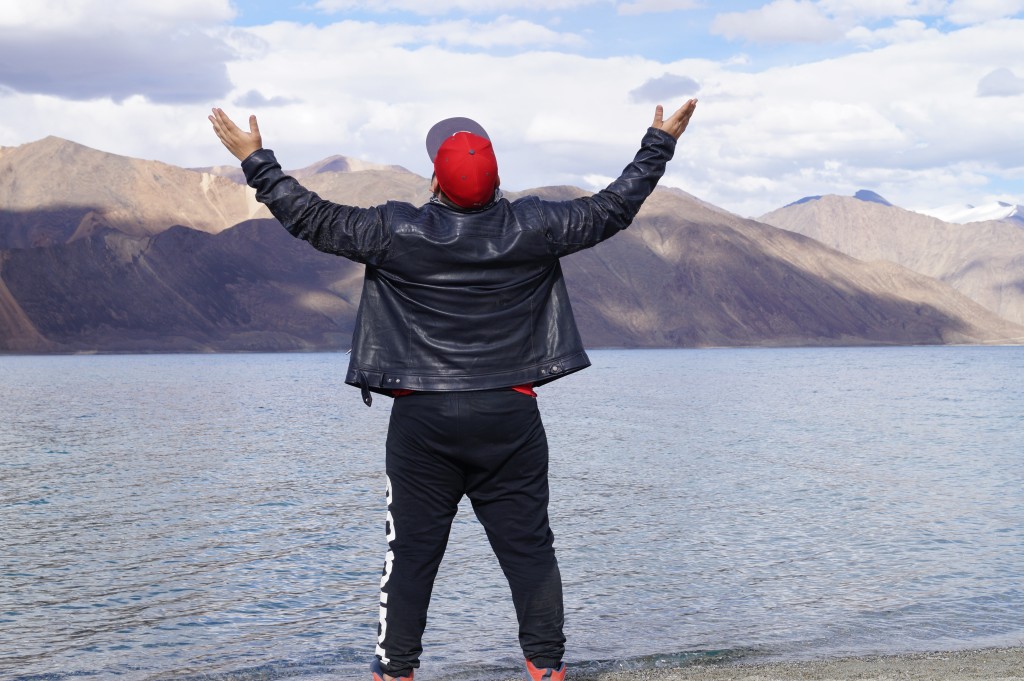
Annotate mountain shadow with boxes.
[0,207,109,249]
[0,220,363,353]
[3,135,1022,353]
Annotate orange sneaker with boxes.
[525,658,566,681]
[371,658,413,681]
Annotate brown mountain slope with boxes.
[7,200,1019,354]
[0,254,52,352]
[0,220,363,353]
[3,141,1023,353]
[0,136,258,247]
[291,155,411,179]
[760,196,1024,325]
[193,154,411,186]
[557,188,1023,347]
[300,169,428,207]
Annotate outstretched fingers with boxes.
[208,108,263,162]
[652,104,665,129]
[208,108,235,145]
[654,98,698,140]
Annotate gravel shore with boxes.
[573,647,1024,681]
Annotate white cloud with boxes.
[977,67,1024,96]
[234,90,301,107]
[219,13,1024,215]
[0,92,224,168]
[617,0,704,15]
[583,173,616,190]
[3,2,1024,218]
[711,1,845,43]
[846,18,941,44]
[780,0,1024,25]
[312,0,599,15]
[234,15,584,52]
[0,0,237,102]
[817,0,947,21]
[629,73,701,102]
[431,15,586,48]
[946,0,1024,24]
[712,0,1024,49]
[0,0,235,30]
[220,18,708,186]
[663,16,1024,213]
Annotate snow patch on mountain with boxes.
[917,202,1024,225]
[784,189,891,209]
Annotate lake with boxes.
[2,347,1022,680]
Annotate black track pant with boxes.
[374,389,565,675]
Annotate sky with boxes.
[1,0,1023,217]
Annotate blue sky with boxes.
[1,0,1023,216]
[227,0,918,67]
[226,1,751,61]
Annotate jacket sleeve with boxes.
[538,127,676,257]
[241,149,390,264]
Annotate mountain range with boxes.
[760,191,1024,327]
[2,137,1022,354]
[917,201,1024,225]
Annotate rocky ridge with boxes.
[2,137,1022,353]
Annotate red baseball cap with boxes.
[426,117,498,209]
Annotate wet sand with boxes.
[574,647,1024,681]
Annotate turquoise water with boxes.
[2,347,1023,680]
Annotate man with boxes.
[210,97,697,681]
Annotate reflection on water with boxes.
[2,347,1023,679]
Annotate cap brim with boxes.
[426,117,490,162]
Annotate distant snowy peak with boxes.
[784,189,891,209]
[852,189,892,206]
[780,191,1023,226]
[917,202,1024,225]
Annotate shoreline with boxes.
[571,647,1024,681]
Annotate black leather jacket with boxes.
[242,127,677,404]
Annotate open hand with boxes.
[209,108,263,161]
[652,99,698,140]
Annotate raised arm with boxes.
[209,108,263,162]
[652,98,698,140]
[207,108,390,263]
[537,99,698,256]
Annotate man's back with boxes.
[237,127,679,400]
[209,99,697,681]
[353,196,586,396]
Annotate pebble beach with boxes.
[569,647,1024,681]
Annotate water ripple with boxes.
[2,348,1023,679]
